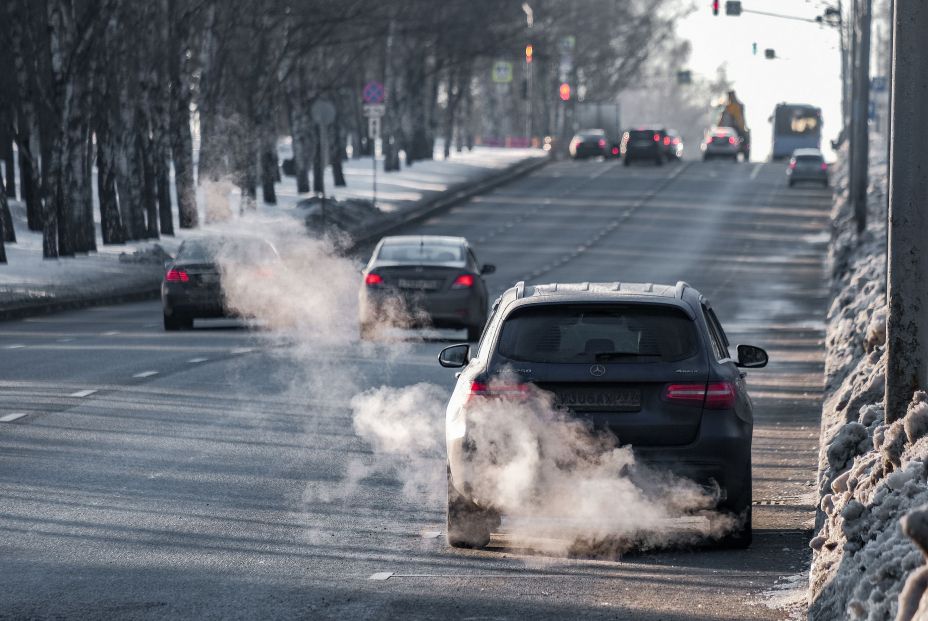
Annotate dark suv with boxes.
[620,128,666,166]
[438,281,767,549]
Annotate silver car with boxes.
[359,236,495,341]
[787,148,829,187]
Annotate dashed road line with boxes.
[0,413,28,423]
[188,357,208,364]
[102,331,120,336]
[132,370,159,378]
[750,163,764,180]
[57,338,74,343]
[230,347,253,355]
[4,344,26,349]
[369,572,394,581]
[69,389,97,398]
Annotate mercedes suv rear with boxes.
[438,281,768,549]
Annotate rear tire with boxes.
[163,313,192,331]
[717,462,752,549]
[788,179,795,187]
[447,468,498,549]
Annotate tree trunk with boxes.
[96,125,126,244]
[312,129,325,194]
[1,133,15,199]
[332,122,346,187]
[0,190,7,263]
[156,147,173,235]
[81,125,96,252]
[260,131,278,204]
[140,133,160,238]
[18,145,40,230]
[0,182,15,244]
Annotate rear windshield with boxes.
[178,238,278,263]
[377,243,463,263]
[497,304,699,363]
[795,155,824,163]
[628,130,658,140]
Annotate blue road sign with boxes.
[362,81,385,104]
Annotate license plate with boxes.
[398,279,440,290]
[555,388,641,412]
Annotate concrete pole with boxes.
[885,0,928,423]
[851,0,872,235]
[848,0,859,193]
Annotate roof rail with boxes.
[514,281,526,299]
[675,281,690,299]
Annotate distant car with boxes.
[620,128,665,166]
[359,236,495,341]
[438,280,767,549]
[161,236,280,330]
[787,148,829,187]
[701,127,741,161]
[569,129,608,159]
[663,129,684,160]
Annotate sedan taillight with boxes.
[452,274,475,289]
[365,273,384,286]
[165,268,189,283]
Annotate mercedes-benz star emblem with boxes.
[589,364,606,377]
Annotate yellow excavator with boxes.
[716,90,751,160]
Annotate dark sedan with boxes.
[359,236,494,341]
[568,129,608,159]
[161,236,279,330]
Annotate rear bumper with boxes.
[788,171,828,183]
[702,144,740,156]
[447,409,752,510]
[359,287,485,328]
[162,284,227,318]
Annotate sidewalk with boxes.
[0,146,547,320]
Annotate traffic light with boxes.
[559,82,571,101]
[725,1,742,15]
[765,48,776,59]
[525,44,533,64]
[712,0,719,16]
[752,42,757,55]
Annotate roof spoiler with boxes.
[675,281,690,299]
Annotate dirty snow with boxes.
[807,142,928,620]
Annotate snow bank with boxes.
[808,145,928,620]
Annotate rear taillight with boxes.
[673,137,681,145]
[467,381,529,402]
[165,268,189,282]
[728,137,736,145]
[452,274,475,289]
[663,382,736,409]
[789,161,797,169]
[611,147,619,155]
[663,137,671,146]
[820,162,828,171]
[598,138,606,148]
[705,137,713,144]
[365,273,383,286]
[653,134,660,142]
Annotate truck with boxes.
[714,90,751,160]
[575,102,622,155]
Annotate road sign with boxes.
[363,104,386,118]
[362,81,385,104]
[311,99,336,125]
[492,61,513,84]
[725,1,742,16]
[368,116,381,140]
[871,76,888,92]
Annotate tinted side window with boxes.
[702,305,730,360]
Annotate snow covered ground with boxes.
[807,143,928,620]
[0,145,543,315]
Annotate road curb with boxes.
[0,286,161,321]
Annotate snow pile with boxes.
[808,148,928,620]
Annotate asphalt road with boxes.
[0,157,832,620]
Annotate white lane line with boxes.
[0,413,28,423]
[132,370,159,378]
[230,347,253,355]
[69,389,97,398]
[188,357,208,363]
[57,338,74,343]
[4,344,26,349]
[750,163,763,180]
[102,331,120,336]
[369,572,394,581]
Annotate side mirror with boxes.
[480,264,496,275]
[736,344,768,369]
[438,343,470,368]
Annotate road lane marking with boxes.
[230,347,253,355]
[57,338,74,343]
[102,331,120,336]
[4,344,25,349]
[750,163,763,180]
[188,357,208,363]
[0,413,28,423]
[69,389,97,398]
[369,572,394,581]
[132,371,159,378]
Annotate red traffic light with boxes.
[712,0,719,15]
[558,83,570,101]
[525,44,533,64]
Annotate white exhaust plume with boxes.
[211,216,740,557]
